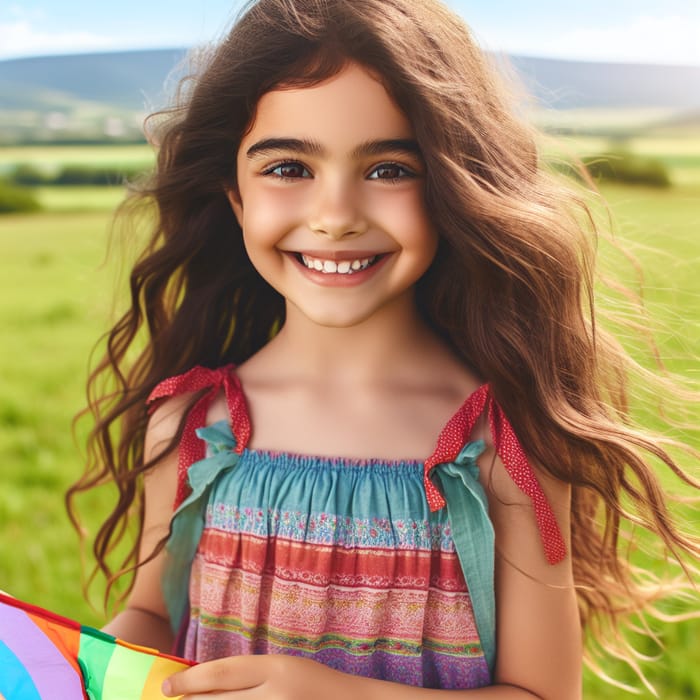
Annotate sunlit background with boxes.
[1,0,699,65]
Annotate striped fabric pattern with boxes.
[179,428,491,689]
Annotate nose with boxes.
[308,175,368,240]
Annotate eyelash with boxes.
[262,162,311,181]
[367,162,417,182]
[261,161,417,183]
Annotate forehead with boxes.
[241,63,414,151]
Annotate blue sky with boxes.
[1,0,698,65]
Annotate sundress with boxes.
[148,365,565,690]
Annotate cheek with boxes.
[401,198,438,273]
[240,188,304,246]
[413,230,439,277]
[372,190,437,253]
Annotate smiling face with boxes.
[228,62,437,329]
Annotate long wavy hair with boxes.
[68,0,699,688]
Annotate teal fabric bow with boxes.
[433,440,496,675]
[162,421,241,633]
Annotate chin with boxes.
[305,311,374,329]
[292,302,382,329]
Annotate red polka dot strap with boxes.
[424,384,566,565]
[147,364,251,508]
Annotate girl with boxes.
[68,0,699,698]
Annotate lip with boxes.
[283,250,392,287]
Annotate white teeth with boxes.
[300,254,379,274]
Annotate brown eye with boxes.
[267,162,311,179]
[368,163,414,180]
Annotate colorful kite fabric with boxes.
[0,592,193,700]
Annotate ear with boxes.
[225,187,243,227]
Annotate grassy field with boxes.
[0,143,699,698]
[0,143,154,177]
[543,134,700,187]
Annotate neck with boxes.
[264,295,445,387]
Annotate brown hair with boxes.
[68,0,699,687]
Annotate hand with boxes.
[162,654,363,700]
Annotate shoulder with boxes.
[145,365,241,507]
[455,389,571,569]
[479,440,572,580]
[141,396,191,517]
[478,434,571,522]
[145,364,237,457]
[145,393,192,461]
[144,385,232,470]
[145,391,226,460]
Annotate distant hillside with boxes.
[0,49,188,143]
[511,56,700,110]
[0,49,699,143]
[0,49,188,112]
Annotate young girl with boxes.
[68,0,699,698]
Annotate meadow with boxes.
[0,139,699,698]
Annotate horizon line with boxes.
[1,46,699,70]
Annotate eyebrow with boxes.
[245,137,422,160]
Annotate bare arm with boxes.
[482,445,581,699]
[102,396,191,653]
[164,655,571,698]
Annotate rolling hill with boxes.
[0,50,188,112]
[1,49,699,143]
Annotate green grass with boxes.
[0,145,699,697]
[0,208,118,620]
[34,185,128,212]
[0,143,154,177]
[543,134,700,186]
[599,184,700,365]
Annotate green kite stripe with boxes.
[78,627,117,698]
[102,638,156,697]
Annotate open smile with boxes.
[283,250,391,286]
[295,253,384,275]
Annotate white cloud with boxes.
[0,20,117,59]
[523,15,700,66]
[7,4,47,21]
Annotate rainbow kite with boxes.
[0,592,193,699]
